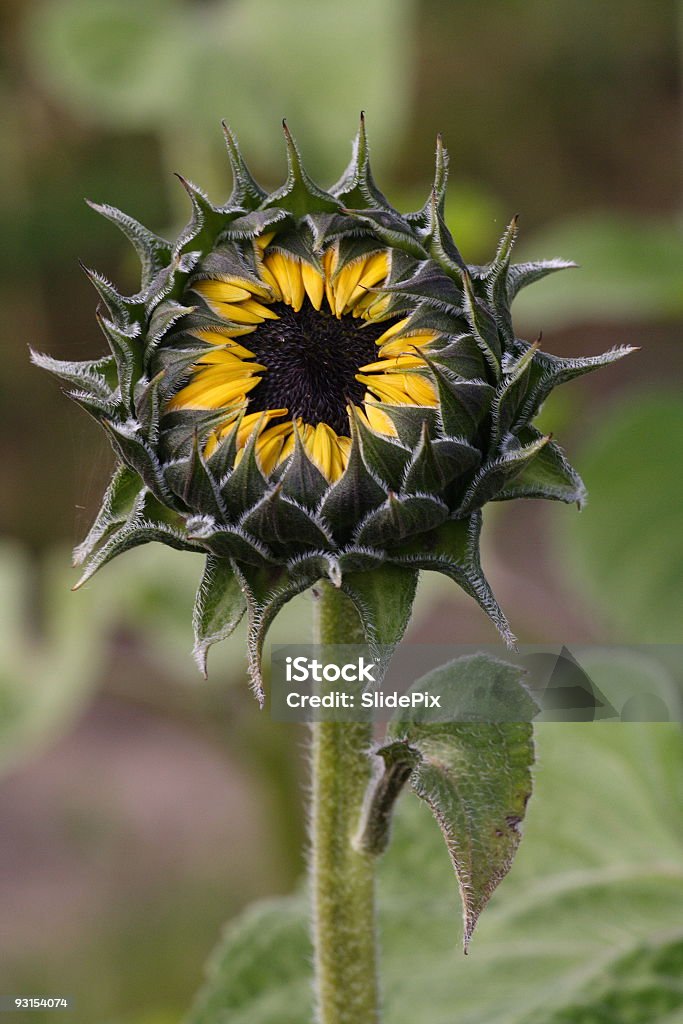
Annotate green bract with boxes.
[33,117,633,702]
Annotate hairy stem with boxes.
[310,582,380,1024]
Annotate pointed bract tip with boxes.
[174,172,193,195]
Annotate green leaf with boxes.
[564,393,683,641]
[192,556,247,677]
[457,433,550,514]
[233,562,321,704]
[380,654,536,948]
[494,427,586,507]
[389,514,515,647]
[340,564,418,674]
[72,464,145,566]
[188,722,683,1024]
[354,493,448,549]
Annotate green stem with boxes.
[310,582,380,1024]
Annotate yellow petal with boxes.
[169,375,260,410]
[357,354,425,372]
[208,301,270,324]
[345,251,390,310]
[401,373,438,405]
[263,252,293,304]
[278,430,297,462]
[363,398,398,436]
[256,423,294,474]
[336,435,352,460]
[256,231,276,250]
[333,260,365,317]
[240,298,280,320]
[236,408,288,449]
[329,434,349,482]
[322,247,339,313]
[305,422,339,481]
[258,262,283,301]
[301,263,324,310]
[355,373,414,406]
[190,361,266,381]
[192,280,253,303]
[192,328,257,349]
[194,349,256,366]
[359,251,390,287]
[362,293,392,321]
[282,257,304,312]
[374,317,411,345]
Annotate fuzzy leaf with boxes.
[278,431,329,510]
[484,216,519,347]
[233,562,321,704]
[462,273,501,376]
[264,122,341,217]
[86,200,172,291]
[354,411,411,490]
[457,434,550,514]
[74,519,200,589]
[507,258,577,301]
[425,359,494,438]
[355,493,449,549]
[187,723,683,1024]
[221,428,269,512]
[378,653,536,948]
[240,488,333,556]
[185,516,273,567]
[344,209,428,260]
[489,343,538,449]
[30,349,116,400]
[518,344,636,424]
[389,514,515,647]
[192,555,247,676]
[319,423,387,543]
[330,112,393,211]
[430,335,487,381]
[495,428,586,506]
[370,403,439,448]
[340,563,418,675]
[222,122,268,210]
[73,465,145,566]
[380,261,463,311]
[402,426,480,494]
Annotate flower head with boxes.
[33,117,633,701]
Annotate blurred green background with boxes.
[0,1,682,1022]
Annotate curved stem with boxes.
[310,582,380,1024]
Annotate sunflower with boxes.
[168,241,439,481]
[33,118,633,698]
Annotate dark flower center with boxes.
[246,299,391,435]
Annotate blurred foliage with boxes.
[24,0,415,190]
[564,393,683,642]
[188,722,683,1023]
[514,215,683,330]
[0,544,103,777]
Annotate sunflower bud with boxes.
[33,117,633,702]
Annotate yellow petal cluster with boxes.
[168,239,439,482]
